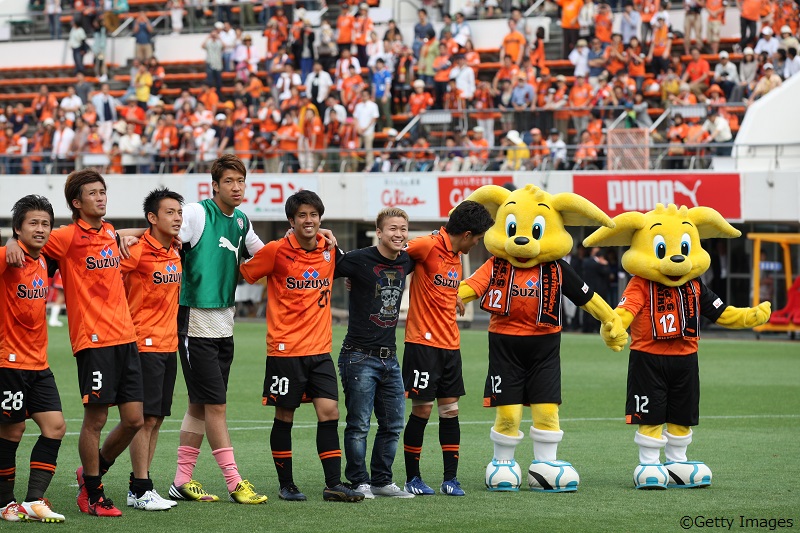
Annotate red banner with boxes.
[572,173,742,220]
[438,175,513,217]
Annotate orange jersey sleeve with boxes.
[241,234,335,357]
[0,247,49,370]
[121,231,182,353]
[404,229,461,349]
[43,220,137,354]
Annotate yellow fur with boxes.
[638,424,664,439]
[532,404,560,431]
[666,423,691,437]
[717,302,772,329]
[494,405,523,436]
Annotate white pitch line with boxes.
[39,413,800,438]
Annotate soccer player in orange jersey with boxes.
[121,188,184,511]
[240,190,364,503]
[402,200,494,496]
[6,170,145,517]
[0,195,66,523]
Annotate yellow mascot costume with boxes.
[584,203,771,489]
[457,184,628,492]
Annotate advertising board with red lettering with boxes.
[572,173,742,220]
[184,175,319,220]
[366,175,439,220]
[437,175,513,217]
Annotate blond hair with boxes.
[376,207,409,230]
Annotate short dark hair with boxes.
[12,195,54,238]
[285,190,325,219]
[64,168,106,221]
[142,187,184,227]
[210,154,247,194]
[445,200,494,236]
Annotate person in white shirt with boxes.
[784,47,800,78]
[323,95,347,125]
[275,64,302,102]
[334,49,361,90]
[545,128,568,170]
[352,89,380,169]
[51,121,75,173]
[119,122,144,173]
[754,27,779,60]
[712,51,739,99]
[305,62,334,110]
[701,108,732,156]
[195,121,219,169]
[60,86,83,123]
[453,12,472,47]
[218,21,237,72]
[449,54,476,100]
[233,34,259,79]
[569,39,590,78]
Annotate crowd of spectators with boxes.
[3,0,798,174]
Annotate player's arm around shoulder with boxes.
[404,233,436,263]
[119,239,144,274]
[240,239,279,283]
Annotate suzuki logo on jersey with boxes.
[511,277,540,297]
[433,267,460,289]
[153,262,182,284]
[86,245,120,270]
[17,274,48,300]
[286,267,330,290]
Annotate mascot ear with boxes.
[583,211,647,247]
[456,185,512,219]
[687,207,741,239]
[549,193,615,228]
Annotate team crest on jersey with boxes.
[153,262,182,284]
[323,250,331,262]
[286,267,331,290]
[237,217,244,230]
[17,274,48,300]
[86,245,121,270]
[511,276,540,297]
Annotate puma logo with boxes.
[673,180,701,207]
[218,236,242,261]
[275,462,284,469]
[91,391,101,398]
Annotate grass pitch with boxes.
[13,324,799,532]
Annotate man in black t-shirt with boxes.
[334,208,415,500]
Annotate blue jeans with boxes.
[338,349,405,487]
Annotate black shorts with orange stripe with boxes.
[626,350,699,426]
[483,332,561,407]
[0,368,62,424]
[263,354,339,409]
[402,342,465,401]
[76,342,143,405]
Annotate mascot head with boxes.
[583,203,740,287]
[461,184,615,268]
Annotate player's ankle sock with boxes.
[49,304,62,323]
[174,445,200,487]
[84,474,104,504]
[98,450,114,476]
[25,436,60,501]
[270,419,294,488]
[439,416,460,481]
[130,476,154,498]
[403,414,428,481]
[316,420,342,488]
[211,447,242,492]
[0,438,19,506]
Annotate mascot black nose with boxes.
[514,237,530,246]
[670,255,685,263]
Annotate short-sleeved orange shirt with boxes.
[240,233,335,357]
[121,230,182,353]
[558,0,584,29]
[404,228,462,350]
[740,0,761,20]
[503,30,527,64]
[0,245,49,370]
[42,219,136,354]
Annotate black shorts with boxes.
[76,342,143,405]
[626,350,700,426]
[178,334,234,405]
[402,342,465,401]
[483,332,562,407]
[140,351,178,417]
[263,354,339,409]
[0,368,62,424]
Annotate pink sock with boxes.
[174,446,200,487]
[212,447,242,492]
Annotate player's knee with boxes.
[0,423,25,442]
[122,412,145,433]
[43,418,67,440]
[438,401,458,419]
[142,415,159,431]
[411,401,433,419]
[180,414,206,435]
[83,407,109,432]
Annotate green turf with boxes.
[10,324,799,532]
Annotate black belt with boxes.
[342,344,396,358]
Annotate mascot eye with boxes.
[653,235,667,259]
[532,215,546,240]
[680,233,691,256]
[505,214,517,237]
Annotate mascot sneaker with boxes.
[528,460,580,492]
[634,463,669,489]
[665,461,712,488]
[485,459,522,492]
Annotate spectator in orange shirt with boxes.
[500,19,527,66]
[232,119,254,168]
[605,34,628,77]
[558,0,584,57]
[627,37,647,91]
[465,126,490,170]
[740,0,761,48]
[594,3,613,45]
[275,111,300,172]
[529,27,547,74]
[408,78,434,140]
[669,83,698,105]
[705,0,725,54]
[568,74,593,141]
[646,16,672,75]
[341,64,366,113]
[681,47,711,100]
[31,85,59,123]
[574,130,598,169]
[493,55,520,94]
[528,127,551,169]
[198,83,219,114]
[298,108,323,172]
[432,43,452,109]
[337,6,356,51]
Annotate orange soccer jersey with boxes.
[0,245,49,371]
[121,230,182,353]
[42,219,136,354]
[240,233,336,357]
[404,228,462,350]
